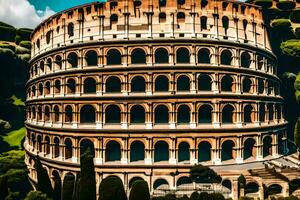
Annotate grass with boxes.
[2,127,25,148]
[10,95,25,106]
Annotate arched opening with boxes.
[131,76,145,92]
[45,136,50,155]
[65,138,72,159]
[259,103,265,122]
[177,75,190,91]
[200,16,208,30]
[268,104,274,121]
[155,75,169,92]
[54,137,60,158]
[198,104,212,124]
[155,48,169,63]
[105,105,121,124]
[80,105,95,123]
[267,184,282,197]
[177,105,190,124]
[67,52,78,68]
[177,12,185,23]
[241,52,251,68]
[85,50,98,66]
[130,105,145,124]
[153,179,169,190]
[32,86,36,96]
[221,50,233,65]
[80,139,95,157]
[66,79,76,94]
[52,171,61,200]
[65,105,73,123]
[110,14,118,24]
[38,83,43,96]
[176,48,190,63]
[37,135,42,152]
[129,177,144,189]
[83,78,96,93]
[221,140,235,161]
[107,49,122,65]
[242,77,252,93]
[178,142,190,162]
[258,79,264,94]
[198,141,211,162]
[106,76,121,93]
[159,0,167,7]
[46,58,52,72]
[198,48,211,64]
[155,105,169,124]
[244,138,256,160]
[290,179,300,194]
[105,141,121,162]
[40,61,44,73]
[131,48,146,64]
[159,12,167,23]
[154,141,169,162]
[263,136,272,157]
[245,182,259,194]
[222,105,234,124]
[222,180,232,192]
[55,55,62,70]
[178,0,185,5]
[62,173,75,200]
[222,16,229,35]
[44,82,50,95]
[244,105,254,124]
[130,141,145,162]
[44,106,50,121]
[53,106,60,122]
[67,23,74,37]
[176,177,192,189]
[198,74,212,91]
[221,75,234,92]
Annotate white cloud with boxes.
[0,0,55,29]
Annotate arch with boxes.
[106,76,121,93]
[53,106,60,122]
[177,105,190,124]
[129,177,144,189]
[62,173,75,200]
[222,179,232,191]
[178,142,190,162]
[44,106,50,121]
[222,104,234,124]
[131,48,146,64]
[80,105,95,123]
[222,16,229,34]
[44,136,50,155]
[52,171,62,200]
[67,23,74,37]
[241,52,251,68]
[107,49,122,65]
[221,75,234,92]
[105,141,121,162]
[85,50,98,66]
[110,14,118,24]
[66,78,76,94]
[37,135,42,152]
[154,105,169,124]
[38,83,43,96]
[159,12,167,23]
[177,75,190,91]
[67,52,78,68]
[131,76,145,92]
[176,176,192,188]
[198,141,211,162]
[64,138,72,159]
[198,74,212,91]
[177,12,185,23]
[130,141,145,162]
[153,179,169,190]
[198,48,211,64]
[80,139,95,157]
[105,105,121,124]
[55,55,62,70]
[176,47,190,63]
[154,141,169,162]
[221,50,233,65]
[83,78,96,93]
[263,135,272,157]
[54,137,60,158]
[244,105,254,123]
[155,75,169,92]
[44,81,50,95]
[259,103,265,122]
[242,77,252,93]
[130,105,145,124]
[198,104,213,124]
[65,105,73,123]
[244,138,256,160]
[258,78,264,94]
[155,48,169,63]
[267,184,282,196]
[221,140,235,161]
[245,182,259,194]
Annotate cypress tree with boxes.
[129,180,150,200]
[294,117,300,149]
[78,148,96,200]
[99,176,127,200]
[0,175,8,200]
[34,157,53,198]
[62,173,75,200]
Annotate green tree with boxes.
[0,175,8,200]
[190,191,200,200]
[129,180,150,200]
[24,191,50,200]
[99,176,127,200]
[62,173,75,200]
[34,157,53,198]
[199,192,209,200]
[78,148,96,200]
[190,164,222,183]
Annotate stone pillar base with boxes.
[144,158,152,165]
[71,157,78,163]
[121,158,128,164]
[146,91,152,95]
[190,159,198,165]
[169,158,177,164]
[190,123,197,128]
[121,123,128,129]
[213,122,221,128]
[213,158,221,165]
[256,155,263,161]
[235,157,243,164]
[169,123,176,129]
[96,123,103,129]
[95,158,103,164]
[146,123,153,129]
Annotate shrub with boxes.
[199,192,209,200]
[15,46,30,54]
[0,175,8,200]
[209,193,225,200]
[62,173,75,200]
[164,194,176,200]
[0,43,15,52]
[295,117,300,148]
[129,180,150,200]
[17,54,31,62]
[290,9,300,23]
[295,28,300,39]
[15,35,22,44]
[238,174,246,188]
[276,1,296,10]
[271,19,292,29]
[0,21,14,28]
[19,41,31,49]
[99,176,127,200]
[16,28,32,41]
[24,191,50,200]
[280,39,300,57]
[190,191,200,200]
[0,26,16,42]
[35,157,53,198]
[255,0,273,8]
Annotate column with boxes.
[121,138,128,164]
[272,133,279,158]
[213,101,221,127]
[213,13,219,39]
[169,138,177,164]
[169,103,176,129]
[146,103,153,129]
[235,137,243,163]
[190,72,196,94]
[121,103,128,129]
[232,179,239,200]
[190,102,196,128]
[96,103,103,129]
[212,137,221,165]
[145,137,152,164]
[236,102,243,127]
[256,135,263,161]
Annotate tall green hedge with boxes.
[99,176,127,200]
[129,180,150,200]
[271,19,292,28]
[19,41,31,49]
[0,26,16,42]
[280,39,300,57]
[290,9,300,23]
[294,117,300,148]
[276,1,296,10]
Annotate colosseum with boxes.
[24,0,300,199]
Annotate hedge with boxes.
[15,46,30,54]
[0,26,16,42]
[19,41,31,49]
[276,0,296,10]
[99,176,127,200]
[0,47,15,56]
[129,180,150,200]
[271,19,292,28]
[280,39,300,57]
[294,117,300,148]
[0,21,14,28]
[290,9,300,23]
[295,28,300,39]
[255,0,273,8]
[0,43,16,52]
[16,28,32,40]
[295,74,300,91]
[17,54,31,62]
